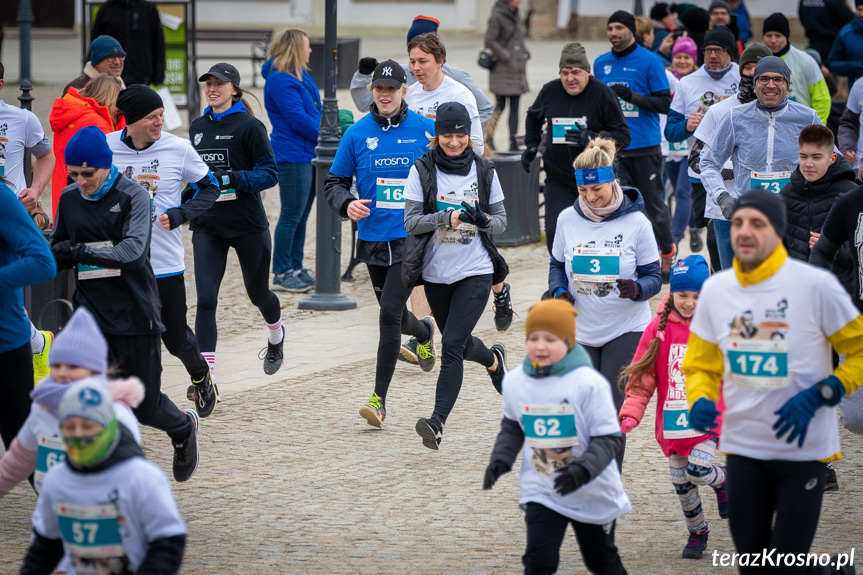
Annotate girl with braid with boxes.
[617,254,728,560]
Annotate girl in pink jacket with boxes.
[618,254,726,560]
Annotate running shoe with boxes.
[186,370,218,418]
[260,325,285,375]
[416,317,437,372]
[172,410,200,482]
[713,472,729,518]
[416,416,444,450]
[660,244,677,284]
[493,282,513,332]
[824,461,839,492]
[273,273,313,293]
[296,268,315,287]
[398,338,420,365]
[681,530,709,559]
[488,343,508,395]
[689,227,704,253]
[32,330,53,384]
[359,392,387,428]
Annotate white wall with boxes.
[578,0,799,17]
[196,0,313,25]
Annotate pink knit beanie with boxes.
[672,37,698,61]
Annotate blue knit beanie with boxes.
[407,15,440,43]
[90,35,126,66]
[64,125,113,169]
[50,307,109,374]
[670,255,710,293]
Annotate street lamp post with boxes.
[17,0,33,84]
[299,0,357,311]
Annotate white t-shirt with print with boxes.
[0,99,48,194]
[502,364,631,525]
[106,131,210,276]
[406,76,484,155]
[689,257,859,461]
[552,206,657,347]
[403,162,503,285]
[694,95,739,220]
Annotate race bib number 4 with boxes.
[56,503,124,559]
[521,404,578,448]
[34,435,65,487]
[551,117,588,144]
[77,242,120,280]
[662,399,702,439]
[751,171,791,194]
[727,339,790,390]
[375,178,406,210]
[571,247,621,283]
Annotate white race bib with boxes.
[77,241,121,280]
[521,403,579,448]
[751,170,791,194]
[375,177,406,210]
[551,117,588,144]
[571,247,621,283]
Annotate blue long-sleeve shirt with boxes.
[262,59,321,164]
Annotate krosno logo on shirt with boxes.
[371,153,414,170]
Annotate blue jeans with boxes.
[713,218,735,270]
[273,162,314,276]
[664,159,693,242]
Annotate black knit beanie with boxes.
[703,26,736,55]
[762,12,790,39]
[608,10,637,36]
[732,189,787,238]
[116,84,165,126]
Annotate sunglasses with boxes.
[67,169,99,180]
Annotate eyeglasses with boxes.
[103,54,125,62]
[67,169,99,180]
[703,47,727,55]
[756,75,787,86]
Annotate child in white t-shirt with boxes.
[483,299,630,575]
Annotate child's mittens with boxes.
[553,462,590,495]
[619,417,637,433]
[483,460,512,490]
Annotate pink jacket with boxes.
[619,294,724,458]
[0,377,144,497]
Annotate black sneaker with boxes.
[493,282,513,332]
[416,416,444,450]
[689,227,704,253]
[186,370,218,418]
[488,344,508,395]
[398,338,420,365]
[172,410,200,482]
[416,317,437,372]
[660,244,676,284]
[259,325,285,375]
[681,530,708,559]
[824,461,839,492]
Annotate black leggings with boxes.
[583,331,642,471]
[726,455,828,575]
[523,502,627,575]
[543,177,578,255]
[617,154,673,252]
[193,229,282,352]
[366,262,427,403]
[494,94,521,141]
[425,274,495,424]
[156,274,209,381]
[0,343,33,450]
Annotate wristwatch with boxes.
[816,381,835,403]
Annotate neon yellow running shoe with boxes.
[33,330,54,385]
[359,392,386,428]
[415,317,437,373]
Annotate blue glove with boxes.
[773,376,845,448]
[689,398,720,434]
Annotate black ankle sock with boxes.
[494,284,509,301]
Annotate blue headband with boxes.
[575,166,615,186]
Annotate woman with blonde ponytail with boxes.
[547,135,662,470]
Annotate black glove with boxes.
[553,288,575,304]
[163,208,185,230]
[359,57,378,75]
[610,84,633,102]
[212,169,240,191]
[616,278,640,301]
[717,192,736,220]
[458,201,491,228]
[51,240,79,270]
[564,128,598,148]
[521,147,538,173]
[554,461,590,495]
[482,460,512,490]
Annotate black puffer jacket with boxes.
[780,156,858,295]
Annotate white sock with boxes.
[292,269,303,278]
[202,352,216,376]
[30,321,45,354]
[267,318,284,345]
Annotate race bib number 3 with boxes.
[551,117,588,144]
[77,242,120,280]
[751,171,791,194]
[521,404,578,448]
[376,178,406,210]
[34,435,66,487]
[571,247,621,283]
[56,503,124,558]
[662,399,702,439]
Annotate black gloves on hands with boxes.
[717,192,736,220]
[212,169,240,191]
[359,57,378,75]
[565,128,598,148]
[52,240,80,270]
[554,462,590,495]
[554,289,575,304]
[163,208,185,230]
[482,460,512,490]
[616,279,640,301]
[610,84,633,102]
[458,201,491,228]
[521,147,538,173]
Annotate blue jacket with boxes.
[829,18,863,87]
[0,184,56,352]
[262,58,322,163]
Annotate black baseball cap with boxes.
[371,60,407,89]
[199,63,241,85]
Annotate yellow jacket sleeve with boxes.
[682,331,724,408]
[809,78,832,126]
[828,315,863,396]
